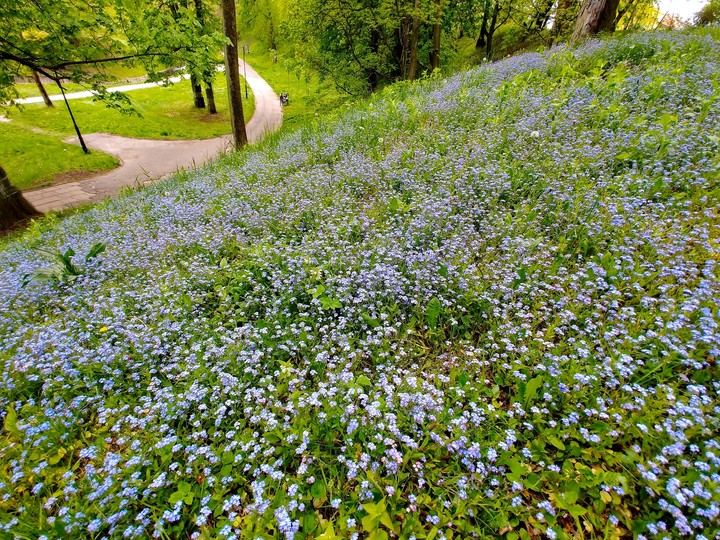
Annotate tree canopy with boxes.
[0,0,225,106]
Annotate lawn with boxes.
[247,50,350,131]
[2,72,255,190]
[1,30,720,540]
[13,82,87,99]
[0,122,119,190]
[10,73,255,140]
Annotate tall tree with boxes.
[221,0,248,149]
[407,0,422,80]
[571,0,620,41]
[429,0,443,71]
[194,0,218,114]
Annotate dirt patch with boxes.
[196,114,229,124]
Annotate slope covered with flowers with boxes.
[1,30,720,540]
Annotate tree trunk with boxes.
[571,0,620,41]
[32,71,53,107]
[191,74,206,108]
[398,17,411,79]
[407,0,421,80]
[171,0,205,109]
[221,0,248,149]
[0,166,42,232]
[485,0,500,60]
[429,0,442,71]
[368,29,380,91]
[268,13,277,50]
[57,80,89,154]
[476,0,490,48]
[205,83,217,114]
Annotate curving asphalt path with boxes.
[24,60,282,213]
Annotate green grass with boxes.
[13,82,86,99]
[2,73,256,190]
[247,50,350,131]
[10,74,255,140]
[97,63,149,80]
[13,64,150,99]
[0,121,119,190]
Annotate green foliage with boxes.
[695,0,720,25]
[0,0,227,116]
[244,50,349,130]
[1,29,720,540]
[21,242,106,287]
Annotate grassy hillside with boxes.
[1,30,719,539]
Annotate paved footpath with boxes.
[24,61,282,213]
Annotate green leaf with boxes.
[523,375,543,404]
[439,264,448,278]
[356,375,372,387]
[316,522,341,540]
[168,489,185,505]
[47,447,67,465]
[568,504,587,517]
[363,500,386,518]
[379,511,394,531]
[505,460,525,482]
[319,296,342,310]
[4,405,20,438]
[657,112,677,130]
[302,512,317,533]
[513,266,528,288]
[564,481,580,504]
[310,285,326,299]
[389,198,400,213]
[425,297,442,329]
[361,313,381,328]
[310,481,326,499]
[368,531,388,540]
[458,372,469,386]
[85,242,106,262]
[546,435,565,451]
[169,481,192,504]
[362,514,380,533]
